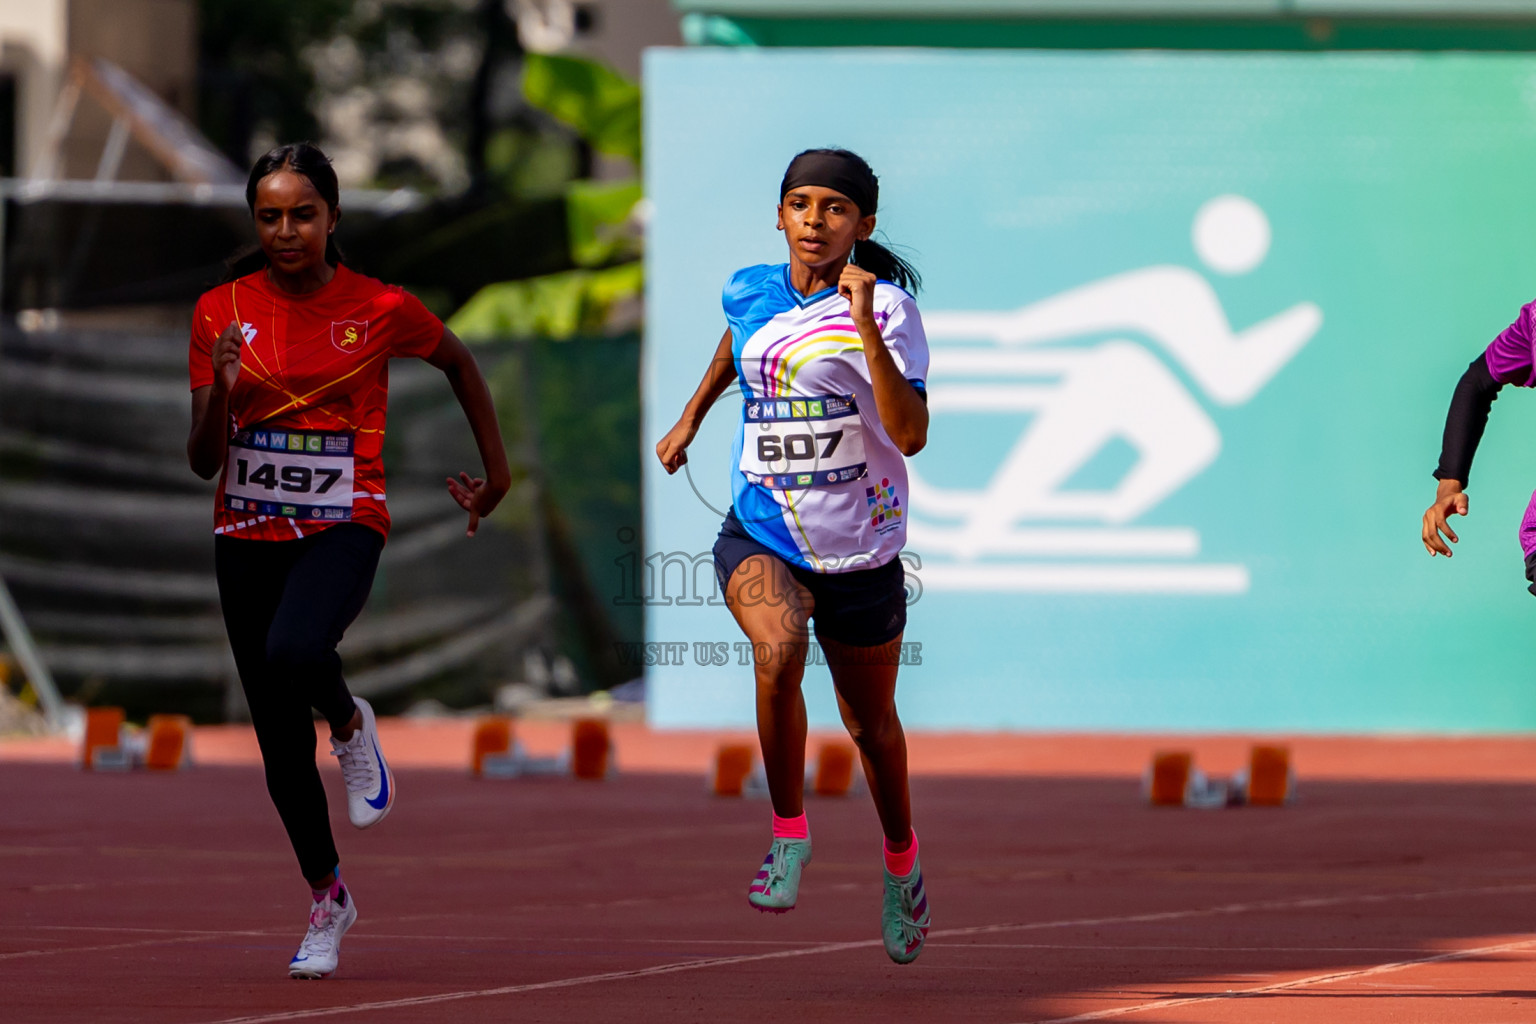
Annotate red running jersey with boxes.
[189,265,443,542]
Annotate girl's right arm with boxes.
[1423,354,1503,556]
[187,322,243,479]
[656,327,735,475]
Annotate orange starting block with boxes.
[707,740,864,799]
[472,717,514,776]
[1144,746,1296,808]
[710,743,758,796]
[476,716,615,780]
[1237,745,1295,806]
[571,718,612,780]
[82,707,192,771]
[82,706,126,769]
[143,715,192,771]
[810,741,858,797]
[1144,750,1195,806]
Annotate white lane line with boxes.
[0,931,270,962]
[204,940,882,1024]
[194,882,1536,1024]
[22,925,237,935]
[12,931,1435,956]
[1021,937,1536,1023]
[23,929,1424,954]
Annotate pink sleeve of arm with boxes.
[1484,303,1536,386]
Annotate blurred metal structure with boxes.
[0,572,64,730]
[30,56,242,187]
[0,0,200,186]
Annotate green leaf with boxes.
[566,179,642,267]
[522,53,641,165]
[448,263,645,341]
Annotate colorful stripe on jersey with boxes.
[757,311,889,398]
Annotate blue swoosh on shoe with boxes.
[364,737,390,810]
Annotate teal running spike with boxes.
[882,857,931,964]
[747,837,812,913]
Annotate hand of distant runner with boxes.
[1422,480,1469,557]
[212,321,243,395]
[656,419,695,474]
[839,263,878,326]
[447,471,507,537]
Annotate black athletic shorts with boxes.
[712,507,907,647]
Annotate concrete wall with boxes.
[574,0,682,80]
[0,0,68,177]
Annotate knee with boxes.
[842,706,900,751]
[753,638,806,697]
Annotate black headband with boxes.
[779,152,877,215]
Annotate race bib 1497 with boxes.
[224,428,355,522]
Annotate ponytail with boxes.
[222,141,345,283]
[852,237,921,295]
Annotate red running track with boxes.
[5,729,1536,1023]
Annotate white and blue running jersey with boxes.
[723,263,929,573]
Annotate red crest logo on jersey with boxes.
[331,320,369,354]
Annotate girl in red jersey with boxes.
[187,143,510,979]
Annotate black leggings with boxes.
[214,523,383,884]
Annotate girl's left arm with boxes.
[425,326,512,536]
[840,265,928,456]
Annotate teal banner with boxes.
[642,49,1536,731]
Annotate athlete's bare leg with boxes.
[724,554,814,819]
[825,634,912,846]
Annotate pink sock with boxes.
[772,812,808,839]
[883,829,919,877]
[310,874,344,903]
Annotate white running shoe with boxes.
[330,697,394,829]
[288,889,357,979]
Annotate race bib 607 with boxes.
[740,394,867,489]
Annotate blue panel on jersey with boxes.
[723,264,791,361]
[732,482,805,568]
[722,264,843,359]
[727,411,805,567]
